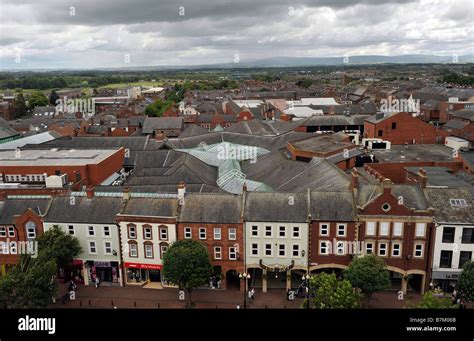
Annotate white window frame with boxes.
[265,226,273,238]
[229,247,237,260]
[336,241,345,255]
[393,222,403,237]
[292,226,300,238]
[104,241,113,255]
[251,243,259,256]
[379,222,390,237]
[0,227,6,237]
[415,223,426,237]
[160,244,168,258]
[184,227,192,239]
[320,223,329,236]
[129,243,138,257]
[144,227,152,240]
[199,227,206,240]
[414,243,424,258]
[319,241,329,255]
[365,242,373,255]
[264,243,272,257]
[378,243,387,257]
[102,226,111,238]
[228,228,236,240]
[213,228,222,240]
[145,244,153,259]
[251,225,259,237]
[337,224,346,237]
[366,221,376,236]
[214,246,222,260]
[279,226,286,238]
[8,226,15,237]
[159,227,168,240]
[128,225,137,239]
[26,222,36,239]
[392,243,401,257]
[88,241,97,254]
[278,244,286,257]
[68,225,75,235]
[87,226,95,237]
[292,244,300,257]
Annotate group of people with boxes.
[209,275,221,289]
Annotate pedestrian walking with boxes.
[250,288,255,300]
[95,277,100,288]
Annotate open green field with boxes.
[98,81,165,89]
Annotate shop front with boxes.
[431,271,460,293]
[85,260,120,286]
[124,262,163,285]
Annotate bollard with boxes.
[134,301,137,307]
[111,300,114,306]
[88,299,91,306]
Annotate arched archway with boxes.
[225,269,240,291]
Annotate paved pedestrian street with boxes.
[52,283,424,309]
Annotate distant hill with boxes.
[2,54,473,71]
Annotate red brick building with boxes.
[309,190,358,274]
[0,192,51,273]
[364,112,447,145]
[0,148,125,189]
[355,179,434,294]
[177,193,244,290]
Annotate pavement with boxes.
[51,282,425,309]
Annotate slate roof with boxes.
[45,196,123,224]
[451,109,474,122]
[179,193,242,223]
[179,124,209,138]
[424,187,474,223]
[120,197,178,217]
[309,191,356,221]
[142,117,184,134]
[0,118,20,140]
[244,192,308,222]
[356,184,428,211]
[301,115,369,127]
[0,197,51,224]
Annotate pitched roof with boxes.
[179,193,242,223]
[45,196,123,224]
[244,192,308,222]
[142,117,184,134]
[0,197,51,224]
[120,197,178,217]
[424,187,474,223]
[309,191,356,221]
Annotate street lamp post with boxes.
[302,274,311,309]
[239,272,251,309]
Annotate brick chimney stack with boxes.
[418,168,428,188]
[123,186,131,201]
[86,185,94,199]
[178,182,186,205]
[350,168,359,190]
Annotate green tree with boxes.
[49,90,60,105]
[0,255,57,308]
[27,91,49,109]
[163,240,212,308]
[415,290,457,309]
[15,93,28,117]
[344,254,390,307]
[458,260,474,302]
[308,272,361,309]
[37,225,82,270]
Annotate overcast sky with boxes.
[0,0,473,69]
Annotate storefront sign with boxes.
[124,262,162,270]
[432,271,461,280]
[94,261,111,268]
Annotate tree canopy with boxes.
[308,272,361,309]
[163,239,212,307]
[415,290,458,309]
[458,260,474,302]
[344,254,390,306]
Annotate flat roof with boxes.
[370,144,455,162]
[290,133,354,154]
[0,148,121,166]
